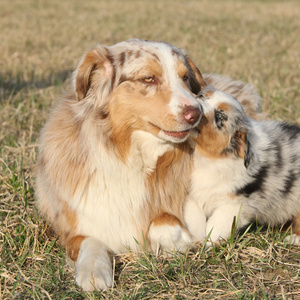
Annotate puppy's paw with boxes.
[75,237,113,291]
[284,234,300,245]
[148,213,192,254]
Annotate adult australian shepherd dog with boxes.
[36,39,261,290]
[36,39,207,290]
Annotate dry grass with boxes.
[1,0,300,299]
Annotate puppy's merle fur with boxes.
[184,87,300,245]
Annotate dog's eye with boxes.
[182,73,189,82]
[215,109,228,129]
[215,111,224,121]
[143,77,155,83]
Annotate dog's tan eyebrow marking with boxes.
[177,62,189,78]
[218,102,230,112]
[204,90,215,97]
[145,58,163,78]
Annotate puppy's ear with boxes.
[185,56,207,94]
[74,46,114,101]
[235,131,253,168]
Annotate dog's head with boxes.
[72,39,206,146]
[195,88,254,168]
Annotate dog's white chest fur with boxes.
[184,154,247,242]
[191,155,244,210]
[74,130,172,253]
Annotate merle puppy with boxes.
[184,87,300,245]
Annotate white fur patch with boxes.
[205,203,242,243]
[76,237,113,291]
[71,130,174,254]
[169,85,200,118]
[284,234,300,245]
[148,223,192,254]
[183,200,206,242]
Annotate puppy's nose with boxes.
[183,106,201,125]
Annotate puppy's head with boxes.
[195,89,254,168]
[72,39,207,144]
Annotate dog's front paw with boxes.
[75,237,113,291]
[148,213,192,254]
[284,234,300,245]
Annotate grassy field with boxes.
[1,0,300,299]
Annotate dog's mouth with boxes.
[162,129,190,139]
[150,123,191,140]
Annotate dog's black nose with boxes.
[183,106,201,125]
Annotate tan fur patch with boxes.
[236,131,247,159]
[204,90,215,98]
[57,201,78,240]
[65,235,87,261]
[41,199,82,261]
[177,61,189,79]
[218,102,230,113]
[145,58,163,79]
[185,56,207,89]
[195,114,230,158]
[107,72,177,162]
[151,213,184,227]
[293,213,300,236]
[76,48,110,100]
[41,102,89,197]
[146,142,194,224]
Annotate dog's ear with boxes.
[185,56,207,94]
[235,131,253,168]
[74,46,114,101]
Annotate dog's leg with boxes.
[205,203,242,245]
[147,213,192,254]
[284,213,300,245]
[73,237,113,291]
[183,200,207,243]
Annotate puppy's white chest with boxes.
[190,156,245,215]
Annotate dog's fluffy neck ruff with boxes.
[59,98,192,253]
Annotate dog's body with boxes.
[184,88,300,245]
[36,39,208,290]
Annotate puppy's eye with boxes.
[215,109,228,129]
[215,111,224,120]
[182,73,189,82]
